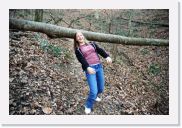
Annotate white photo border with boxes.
[0,0,179,125]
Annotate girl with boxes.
[74,32,112,114]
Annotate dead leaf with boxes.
[42,107,52,114]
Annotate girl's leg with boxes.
[96,65,105,95]
[85,72,98,109]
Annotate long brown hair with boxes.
[73,32,88,50]
[73,32,80,50]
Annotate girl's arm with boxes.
[93,42,109,58]
[93,42,112,64]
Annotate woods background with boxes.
[9,9,169,115]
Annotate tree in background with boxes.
[34,9,43,22]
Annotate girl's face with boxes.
[76,32,85,44]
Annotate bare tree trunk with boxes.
[9,9,17,18]
[108,20,118,62]
[128,10,134,37]
[104,10,120,62]
[34,9,43,22]
[112,44,118,62]
[9,18,169,46]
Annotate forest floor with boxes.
[9,31,169,115]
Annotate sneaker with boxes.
[95,97,101,102]
[84,106,91,114]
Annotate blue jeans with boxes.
[85,63,105,109]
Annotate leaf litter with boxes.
[9,31,169,115]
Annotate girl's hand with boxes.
[87,67,96,74]
[106,57,112,64]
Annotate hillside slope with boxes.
[9,31,169,115]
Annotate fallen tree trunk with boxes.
[9,18,169,46]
